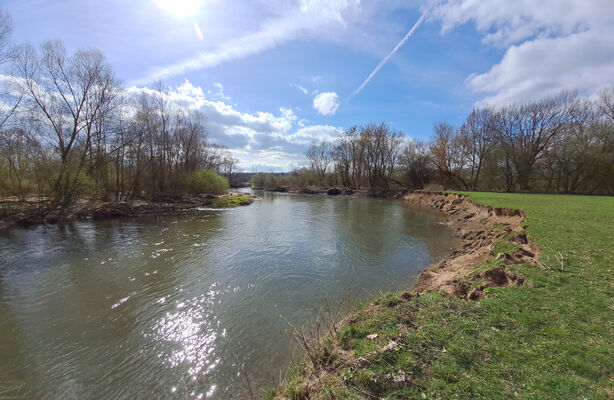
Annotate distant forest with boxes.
[255,90,614,195]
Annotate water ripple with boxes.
[0,191,453,399]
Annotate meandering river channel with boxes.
[0,190,452,399]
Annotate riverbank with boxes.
[253,185,352,195]
[253,185,410,198]
[405,192,538,297]
[270,191,614,399]
[0,192,254,231]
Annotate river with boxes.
[0,190,452,399]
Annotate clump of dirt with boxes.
[496,247,536,265]
[452,267,525,300]
[404,192,540,299]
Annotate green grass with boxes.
[274,192,614,399]
[209,194,253,208]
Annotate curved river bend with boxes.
[0,190,452,399]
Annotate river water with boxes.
[0,190,452,399]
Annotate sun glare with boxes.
[154,0,203,17]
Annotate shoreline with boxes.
[256,188,539,297]
[253,188,540,296]
[270,191,543,398]
[0,192,255,232]
[251,186,408,198]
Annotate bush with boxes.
[184,169,229,195]
[47,166,101,204]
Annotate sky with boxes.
[3,0,614,171]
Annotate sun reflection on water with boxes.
[148,296,217,370]
[143,282,238,397]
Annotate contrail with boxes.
[348,13,426,100]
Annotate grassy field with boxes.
[272,192,614,399]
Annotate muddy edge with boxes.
[404,191,540,300]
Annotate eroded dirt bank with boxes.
[404,191,539,299]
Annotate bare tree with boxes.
[359,123,403,188]
[458,108,497,190]
[0,9,14,66]
[0,10,20,131]
[598,87,614,123]
[220,156,240,186]
[399,140,432,189]
[127,88,211,197]
[333,127,356,188]
[12,40,121,204]
[493,92,576,190]
[429,122,469,189]
[202,143,227,171]
[306,141,333,183]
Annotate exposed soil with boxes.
[404,191,540,299]
[0,192,255,231]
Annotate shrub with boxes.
[184,169,229,195]
[47,165,101,204]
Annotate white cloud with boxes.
[428,0,614,104]
[209,81,230,101]
[131,0,361,85]
[128,80,344,171]
[313,92,340,115]
[428,0,614,46]
[227,124,342,171]
[285,124,343,144]
[468,29,614,105]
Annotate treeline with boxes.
[251,123,404,191]
[0,15,240,204]
[256,90,614,195]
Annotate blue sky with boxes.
[3,0,614,171]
